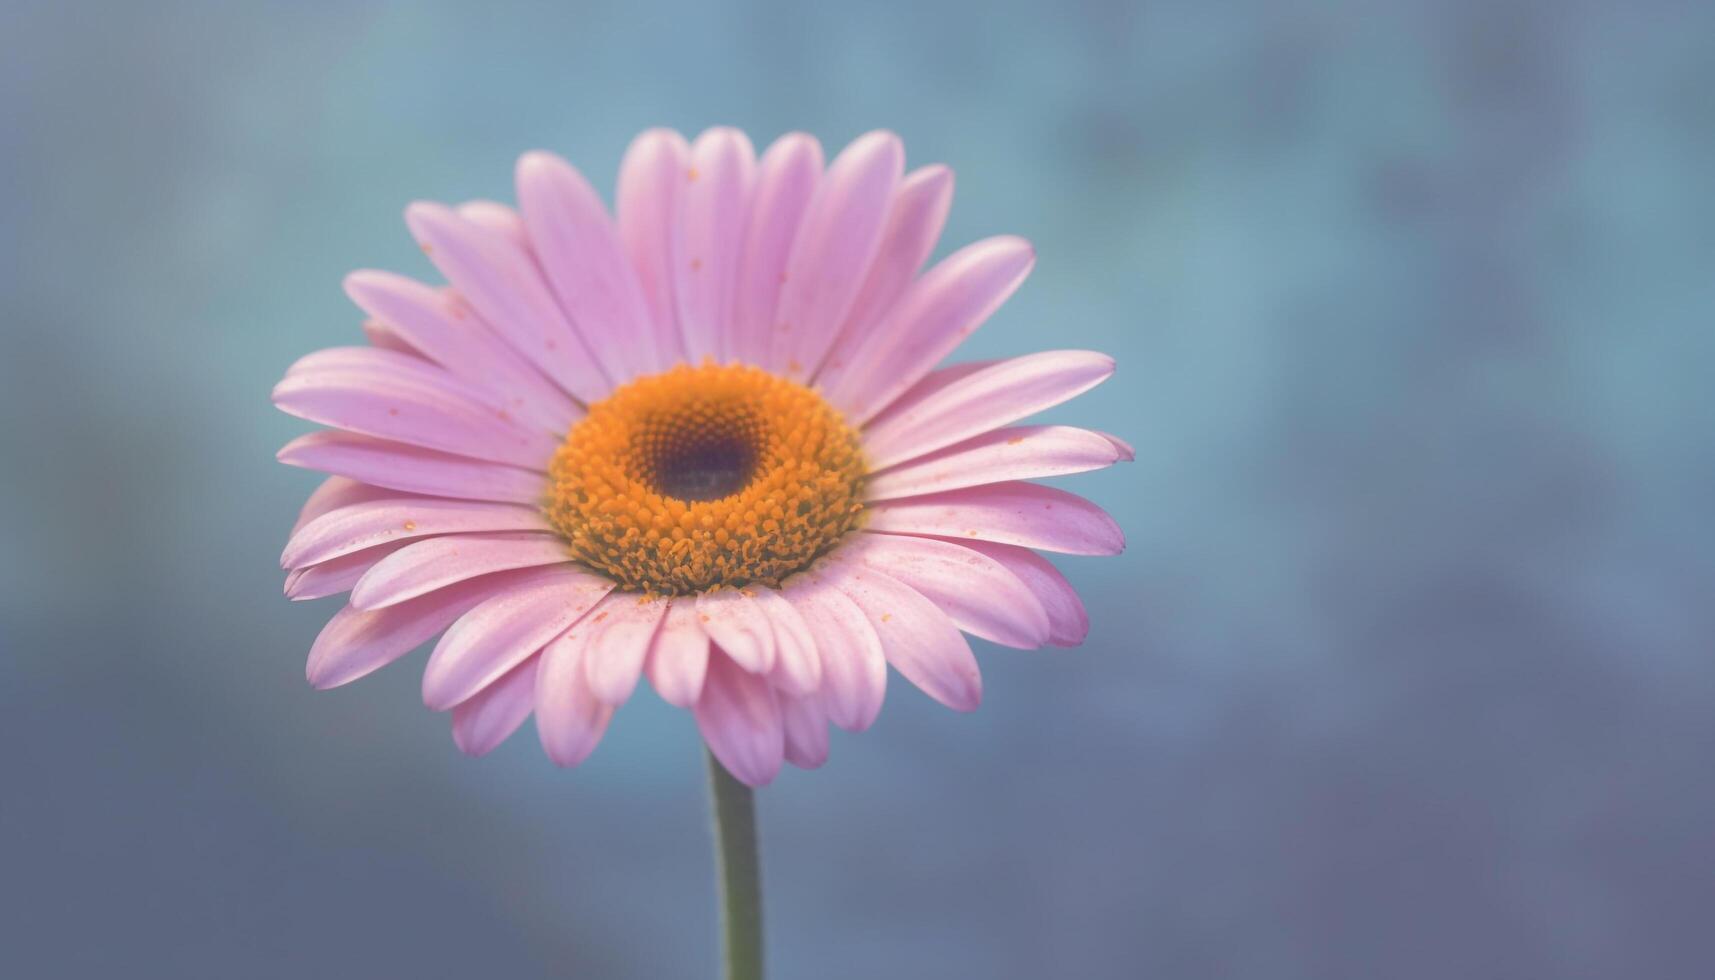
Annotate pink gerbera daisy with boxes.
[275,127,1127,787]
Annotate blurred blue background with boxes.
[4,1,1713,976]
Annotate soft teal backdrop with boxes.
[4,1,1713,977]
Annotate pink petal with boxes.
[515,150,659,380]
[456,199,528,250]
[362,318,419,355]
[291,476,398,536]
[616,128,692,368]
[645,600,710,707]
[421,564,614,711]
[451,655,539,757]
[864,358,997,420]
[748,586,821,695]
[286,541,408,601]
[1097,430,1136,460]
[283,497,549,569]
[406,201,612,402]
[277,431,545,505]
[781,574,886,732]
[344,270,581,432]
[954,539,1090,647]
[865,425,1127,501]
[824,236,1036,424]
[770,130,903,379]
[694,649,784,787]
[841,532,1049,649]
[815,164,954,388]
[350,532,572,611]
[780,694,830,770]
[828,561,982,712]
[581,594,668,704]
[304,566,548,691]
[693,588,776,673]
[729,133,822,367]
[860,349,1115,469]
[864,482,1125,556]
[676,127,756,363]
[535,628,616,768]
[273,347,559,469]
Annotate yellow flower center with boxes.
[546,362,867,595]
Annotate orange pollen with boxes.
[545,362,867,595]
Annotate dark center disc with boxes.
[649,431,759,502]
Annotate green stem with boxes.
[706,750,764,980]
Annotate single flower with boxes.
[275,127,1127,787]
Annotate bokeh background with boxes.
[5,1,1713,976]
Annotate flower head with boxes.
[276,127,1127,785]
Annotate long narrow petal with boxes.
[953,539,1090,647]
[616,128,692,368]
[582,595,668,704]
[452,655,539,757]
[455,200,528,249]
[1097,431,1136,460]
[825,236,1036,424]
[860,350,1115,469]
[406,201,613,401]
[304,566,548,691]
[277,431,545,505]
[286,541,407,601]
[273,349,558,469]
[729,133,822,367]
[841,532,1049,648]
[694,649,784,787]
[273,371,547,469]
[864,482,1124,556]
[535,629,616,767]
[862,358,995,422]
[516,150,658,380]
[864,425,1127,501]
[749,587,821,695]
[421,565,614,711]
[646,600,710,708]
[362,319,419,356]
[828,561,982,711]
[694,589,777,673]
[770,130,903,379]
[350,532,572,611]
[290,476,398,536]
[677,127,756,362]
[781,574,886,732]
[780,694,831,770]
[815,165,954,388]
[344,270,580,431]
[284,497,549,569]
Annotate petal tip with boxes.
[629,127,690,154]
[769,131,825,163]
[1001,234,1037,266]
[341,269,378,302]
[420,668,460,713]
[515,149,560,174]
[855,128,904,154]
[402,200,453,238]
[451,729,489,758]
[695,125,752,150]
[305,661,340,691]
[911,163,955,196]
[948,682,983,713]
